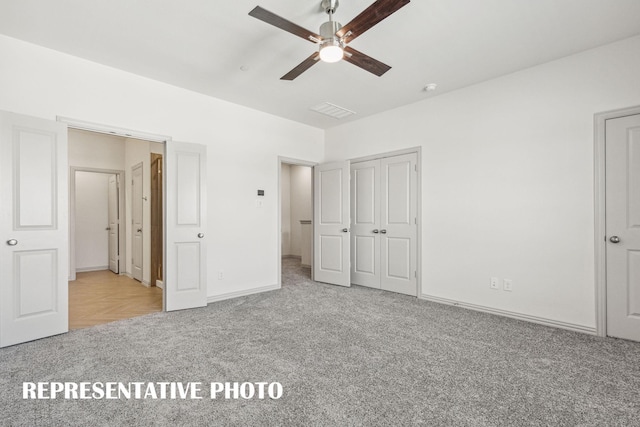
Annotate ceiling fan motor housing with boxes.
[320,20,342,42]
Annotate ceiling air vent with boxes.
[310,102,356,119]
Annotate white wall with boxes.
[69,129,126,170]
[325,35,640,331]
[0,34,324,300]
[289,165,312,257]
[281,164,291,256]
[75,171,111,271]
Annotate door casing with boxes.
[277,157,318,287]
[594,105,640,337]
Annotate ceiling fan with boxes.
[249,0,410,80]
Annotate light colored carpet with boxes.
[1,258,639,426]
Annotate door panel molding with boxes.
[594,105,640,338]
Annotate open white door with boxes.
[108,174,119,274]
[606,113,640,342]
[165,141,207,311]
[0,111,68,347]
[314,161,350,287]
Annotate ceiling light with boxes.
[319,42,343,63]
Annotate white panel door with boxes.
[108,174,119,274]
[165,141,207,311]
[606,113,640,342]
[380,153,417,296]
[131,163,143,282]
[0,111,68,348]
[351,160,380,288]
[314,161,350,287]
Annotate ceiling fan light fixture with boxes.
[319,42,343,63]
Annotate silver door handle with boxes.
[373,229,379,234]
[137,228,142,233]
[342,228,349,232]
[197,233,204,238]
[609,236,620,243]
[6,239,17,246]
[380,229,387,234]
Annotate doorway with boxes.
[280,160,314,283]
[68,128,165,328]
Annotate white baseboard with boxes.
[156,280,164,289]
[76,266,109,273]
[282,255,301,260]
[420,294,596,335]
[207,284,280,304]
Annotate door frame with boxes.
[594,105,640,337]
[350,147,422,297]
[58,116,170,311]
[69,167,125,281]
[277,157,318,287]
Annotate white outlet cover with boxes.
[503,279,513,291]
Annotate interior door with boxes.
[108,174,119,274]
[165,141,207,311]
[131,163,143,282]
[0,111,68,348]
[351,159,380,288]
[380,153,417,296]
[314,161,350,286]
[606,113,640,342]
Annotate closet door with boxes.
[380,153,417,296]
[351,160,380,288]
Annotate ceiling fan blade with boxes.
[336,0,410,44]
[281,52,321,80]
[342,46,391,77]
[249,6,322,43]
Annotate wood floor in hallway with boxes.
[69,270,163,330]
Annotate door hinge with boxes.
[414,271,417,278]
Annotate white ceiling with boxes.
[1,0,640,129]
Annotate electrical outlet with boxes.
[503,279,513,292]
[218,271,224,280]
[490,277,500,290]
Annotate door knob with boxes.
[197,233,204,238]
[6,239,17,246]
[342,228,349,233]
[106,227,111,231]
[380,229,387,234]
[372,229,379,234]
[137,228,142,233]
[609,236,621,244]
